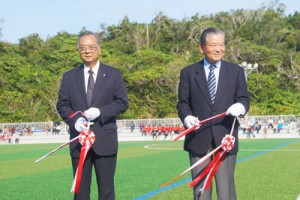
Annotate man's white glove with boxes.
[75,117,88,132]
[84,107,100,121]
[226,103,246,117]
[184,115,200,129]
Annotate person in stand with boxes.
[263,126,268,138]
[130,121,135,133]
[152,125,158,139]
[254,119,261,134]
[177,27,250,200]
[141,124,148,136]
[56,31,128,200]
[139,122,145,134]
[148,124,153,136]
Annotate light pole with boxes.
[240,62,258,127]
[240,62,258,82]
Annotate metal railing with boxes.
[0,114,299,134]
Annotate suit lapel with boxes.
[214,60,230,105]
[75,65,89,106]
[194,60,213,106]
[89,62,107,105]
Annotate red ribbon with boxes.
[189,134,235,192]
[173,112,227,142]
[71,130,95,194]
[202,151,226,191]
[161,117,237,191]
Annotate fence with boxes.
[0,114,299,134]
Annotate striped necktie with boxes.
[86,69,95,106]
[207,65,217,104]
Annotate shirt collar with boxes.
[204,58,221,69]
[84,60,100,76]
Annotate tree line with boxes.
[0,2,299,123]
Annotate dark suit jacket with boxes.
[56,62,128,157]
[177,59,250,155]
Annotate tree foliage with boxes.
[0,4,299,122]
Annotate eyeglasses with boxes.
[208,43,225,48]
[78,45,99,53]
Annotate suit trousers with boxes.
[189,151,237,200]
[71,149,117,200]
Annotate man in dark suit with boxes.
[177,27,250,200]
[56,31,128,200]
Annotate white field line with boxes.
[144,144,181,151]
[144,144,300,152]
[238,149,300,152]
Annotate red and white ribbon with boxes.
[189,150,226,190]
[35,136,79,163]
[161,116,237,193]
[71,130,95,194]
[68,111,97,194]
[221,135,235,152]
[173,112,227,142]
[35,110,96,194]
[35,112,86,163]
[190,118,236,192]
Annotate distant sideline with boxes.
[0,114,300,145]
[0,114,299,134]
[0,126,299,145]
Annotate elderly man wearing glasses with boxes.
[57,31,128,200]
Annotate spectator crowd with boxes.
[239,117,298,138]
[138,123,185,140]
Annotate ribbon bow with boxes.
[221,135,235,152]
[79,130,95,146]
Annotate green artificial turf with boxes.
[0,139,299,200]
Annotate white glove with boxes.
[226,103,246,117]
[84,107,100,121]
[184,115,199,129]
[75,117,88,132]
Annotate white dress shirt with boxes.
[84,60,100,93]
[203,58,221,94]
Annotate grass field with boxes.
[0,138,300,200]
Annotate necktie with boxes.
[87,69,95,106]
[207,65,216,104]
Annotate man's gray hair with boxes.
[199,27,225,46]
[76,31,101,47]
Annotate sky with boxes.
[0,0,299,44]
